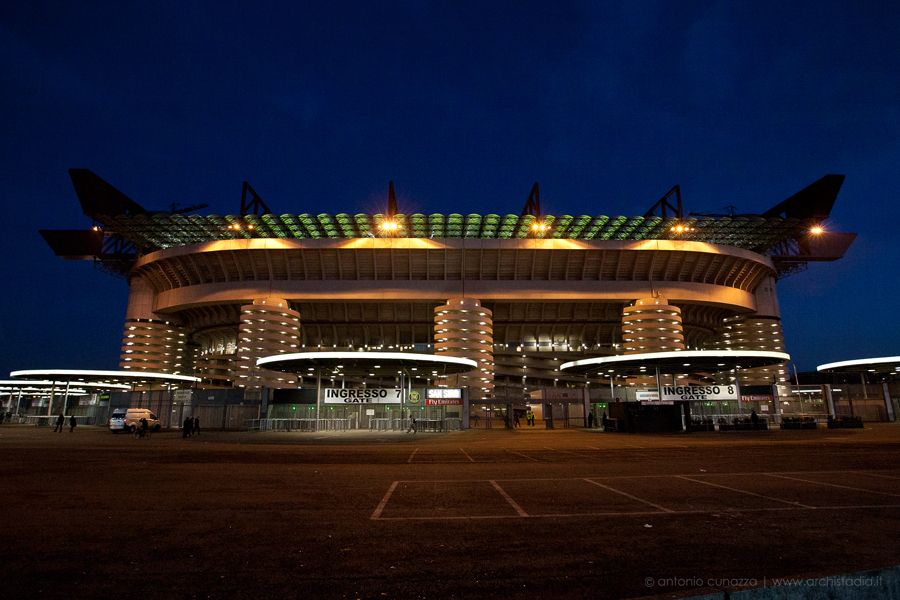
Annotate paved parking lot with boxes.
[2,424,899,599]
[372,470,900,521]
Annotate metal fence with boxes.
[243,417,463,432]
[243,418,352,432]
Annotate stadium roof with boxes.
[40,170,856,277]
[93,211,813,253]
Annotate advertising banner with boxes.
[426,398,463,406]
[427,388,462,399]
[636,390,673,405]
[425,388,463,406]
[741,394,774,403]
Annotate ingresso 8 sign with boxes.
[661,384,739,402]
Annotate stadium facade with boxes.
[39,171,858,426]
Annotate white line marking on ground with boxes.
[778,469,900,476]
[386,470,900,484]
[375,514,526,521]
[489,480,529,517]
[765,473,900,497]
[505,449,540,462]
[459,447,475,462]
[407,448,419,463]
[370,481,399,520]
[815,503,900,510]
[371,504,900,522]
[546,447,591,457]
[584,478,674,513]
[677,475,815,509]
[862,472,900,481]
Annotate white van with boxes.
[109,408,161,433]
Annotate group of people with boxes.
[525,409,535,426]
[182,416,201,437]
[586,411,609,429]
[53,414,77,433]
[510,410,536,428]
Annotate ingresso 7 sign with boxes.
[661,384,739,402]
[323,388,402,404]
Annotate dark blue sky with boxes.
[1,1,898,375]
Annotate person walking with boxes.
[193,416,200,436]
[587,412,594,429]
[406,416,418,434]
[526,409,534,427]
[182,416,193,438]
[69,415,77,433]
[54,413,65,433]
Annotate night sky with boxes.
[2,1,898,377]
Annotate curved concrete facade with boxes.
[119,236,785,395]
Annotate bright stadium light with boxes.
[530,221,549,236]
[809,224,825,235]
[379,219,400,235]
[669,222,695,234]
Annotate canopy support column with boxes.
[315,368,322,432]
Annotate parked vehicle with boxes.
[109,408,161,433]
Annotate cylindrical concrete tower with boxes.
[621,295,685,354]
[233,297,301,389]
[120,277,188,373]
[715,276,788,386]
[434,298,494,400]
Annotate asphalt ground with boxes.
[2,424,899,599]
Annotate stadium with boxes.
[31,170,862,430]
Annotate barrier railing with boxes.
[243,418,350,432]
[245,417,462,432]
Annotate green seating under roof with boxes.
[93,211,809,255]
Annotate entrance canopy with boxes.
[0,379,131,394]
[9,369,201,387]
[257,351,477,380]
[560,350,790,376]
[817,356,900,375]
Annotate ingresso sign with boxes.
[661,384,739,402]
[323,388,402,404]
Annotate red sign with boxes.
[426,398,463,406]
[741,394,773,402]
